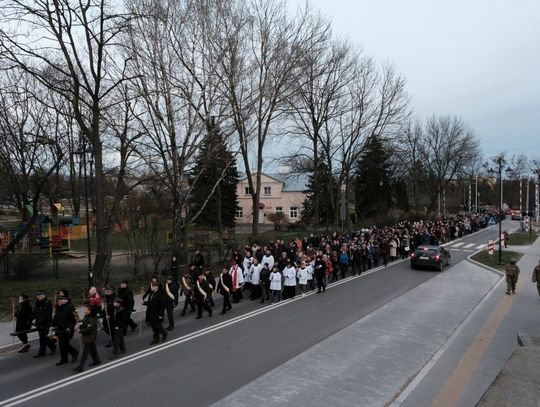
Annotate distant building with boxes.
[236,172,309,224]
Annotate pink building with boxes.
[236,173,309,224]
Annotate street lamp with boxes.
[487,156,512,264]
[74,140,95,289]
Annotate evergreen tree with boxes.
[354,136,393,220]
[190,121,239,229]
[302,158,336,226]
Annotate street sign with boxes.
[488,218,496,226]
[488,240,494,255]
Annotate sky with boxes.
[288,0,540,163]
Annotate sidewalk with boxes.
[398,235,540,406]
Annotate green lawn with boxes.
[471,250,524,272]
[507,231,539,246]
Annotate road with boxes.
[0,225,501,407]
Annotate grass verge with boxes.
[507,231,539,246]
[471,250,524,272]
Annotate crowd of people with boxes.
[10,211,501,373]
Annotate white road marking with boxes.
[464,243,476,249]
[476,244,487,249]
[451,243,465,248]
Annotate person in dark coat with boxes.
[169,256,179,282]
[117,280,137,334]
[14,294,32,353]
[102,287,116,348]
[194,273,212,319]
[180,271,196,316]
[52,295,78,365]
[193,250,205,273]
[163,275,179,331]
[314,255,326,293]
[109,298,127,358]
[203,268,216,307]
[216,267,233,315]
[259,263,272,304]
[143,283,167,345]
[31,290,56,358]
[73,302,100,373]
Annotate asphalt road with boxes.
[0,226,500,407]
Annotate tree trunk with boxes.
[216,184,223,261]
[91,141,109,285]
[313,137,319,226]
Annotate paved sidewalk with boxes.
[212,260,501,407]
[398,236,540,406]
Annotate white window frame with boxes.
[290,207,298,219]
[263,186,272,196]
[235,207,243,218]
[244,186,252,195]
[276,206,283,213]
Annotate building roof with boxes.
[239,172,310,192]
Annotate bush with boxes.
[267,212,289,231]
[12,254,48,280]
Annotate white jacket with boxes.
[297,267,309,285]
[243,257,254,282]
[282,266,297,287]
[269,271,282,290]
[250,263,262,285]
[261,255,275,270]
[306,264,314,280]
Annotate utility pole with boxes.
[468,180,472,213]
[475,175,478,213]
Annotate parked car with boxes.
[410,245,451,271]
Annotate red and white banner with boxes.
[488,240,494,255]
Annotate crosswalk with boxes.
[447,242,489,252]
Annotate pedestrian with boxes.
[338,249,349,279]
[531,260,540,298]
[230,260,244,303]
[203,268,216,307]
[194,272,212,319]
[242,251,254,294]
[503,230,509,248]
[260,263,271,304]
[249,258,262,300]
[117,280,137,334]
[87,286,101,316]
[269,266,282,304]
[73,302,100,373]
[31,290,56,358]
[170,256,179,282]
[164,275,179,331]
[102,287,115,348]
[314,255,326,293]
[143,283,167,345]
[217,267,233,315]
[13,294,32,353]
[297,262,309,297]
[109,297,127,359]
[52,295,79,366]
[180,271,196,316]
[505,258,520,295]
[262,249,275,271]
[282,260,297,299]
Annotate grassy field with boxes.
[471,250,524,272]
[507,231,539,246]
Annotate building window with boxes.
[276,206,283,213]
[290,207,298,219]
[235,207,243,218]
[264,186,272,195]
[244,186,252,195]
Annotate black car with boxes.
[410,245,451,271]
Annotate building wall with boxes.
[236,173,305,224]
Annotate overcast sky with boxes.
[288,0,540,163]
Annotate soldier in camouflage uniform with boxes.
[531,260,540,298]
[505,258,520,295]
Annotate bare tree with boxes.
[0,0,135,282]
[420,115,481,212]
[0,71,64,262]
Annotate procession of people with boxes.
[8,210,538,374]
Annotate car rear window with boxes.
[415,248,437,255]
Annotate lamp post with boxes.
[74,141,94,289]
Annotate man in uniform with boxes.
[143,283,167,345]
[194,272,212,319]
[52,295,78,365]
[74,302,100,373]
[164,275,179,331]
[180,270,196,316]
[31,290,56,358]
[531,260,540,298]
[314,255,326,293]
[217,266,233,314]
[505,258,520,295]
[117,280,137,334]
[203,267,216,307]
[109,297,127,359]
